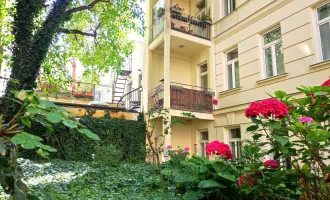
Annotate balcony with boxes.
[171,10,211,40]
[71,81,95,98]
[148,82,214,113]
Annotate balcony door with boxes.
[199,63,208,90]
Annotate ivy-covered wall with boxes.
[21,113,147,162]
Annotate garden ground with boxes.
[0,159,183,200]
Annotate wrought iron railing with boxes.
[150,15,165,43]
[148,84,164,110]
[71,81,95,98]
[171,11,211,40]
[170,82,214,113]
[148,82,214,113]
[117,86,142,111]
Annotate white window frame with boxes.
[199,130,209,157]
[316,2,330,62]
[226,48,239,90]
[95,90,104,102]
[262,27,283,78]
[221,0,235,17]
[198,62,208,89]
[228,128,241,159]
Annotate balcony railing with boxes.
[148,82,214,113]
[171,11,211,40]
[71,81,95,98]
[150,15,165,43]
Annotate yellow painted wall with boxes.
[170,56,192,84]
[190,47,209,87]
[212,0,330,145]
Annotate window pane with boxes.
[320,23,330,61]
[230,142,236,158]
[223,0,229,16]
[201,143,205,157]
[237,142,242,158]
[227,64,233,89]
[201,75,208,89]
[200,64,207,73]
[227,49,238,61]
[265,47,273,77]
[201,132,208,140]
[230,128,241,138]
[318,4,330,21]
[234,61,240,88]
[264,28,281,45]
[275,42,284,74]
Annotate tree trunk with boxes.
[0,0,71,120]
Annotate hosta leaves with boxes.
[198,180,225,189]
[27,106,46,114]
[78,129,100,140]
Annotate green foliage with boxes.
[21,113,147,162]
[93,144,122,167]
[0,159,183,200]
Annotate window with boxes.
[228,128,241,159]
[317,3,330,61]
[263,27,284,78]
[199,131,209,157]
[94,90,103,102]
[226,49,240,89]
[222,0,235,16]
[199,64,208,89]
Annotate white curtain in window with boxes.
[320,23,330,61]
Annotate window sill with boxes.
[219,87,242,96]
[310,60,330,70]
[256,73,288,85]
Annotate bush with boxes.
[20,113,147,162]
[93,144,122,167]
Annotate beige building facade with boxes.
[144,0,330,158]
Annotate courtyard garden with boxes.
[1,78,330,199]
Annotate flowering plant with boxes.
[212,98,218,105]
[245,78,330,199]
[206,140,233,160]
[167,146,190,166]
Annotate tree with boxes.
[0,0,144,119]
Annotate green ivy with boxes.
[21,113,147,162]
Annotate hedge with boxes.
[21,113,147,162]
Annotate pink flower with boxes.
[264,160,279,169]
[212,99,218,105]
[206,140,233,160]
[300,116,314,123]
[245,98,288,119]
[166,145,172,149]
[322,78,330,87]
[238,174,257,187]
[184,147,190,152]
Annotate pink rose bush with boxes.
[264,160,279,169]
[300,116,314,123]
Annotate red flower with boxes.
[245,98,288,119]
[264,160,279,169]
[322,78,330,87]
[212,99,218,105]
[205,140,233,160]
[238,174,257,187]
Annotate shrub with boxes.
[93,144,122,167]
[21,113,147,162]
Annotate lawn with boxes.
[0,159,183,200]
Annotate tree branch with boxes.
[66,0,108,15]
[58,28,96,37]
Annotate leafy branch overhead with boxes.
[0,0,144,117]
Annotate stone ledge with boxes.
[256,73,288,85]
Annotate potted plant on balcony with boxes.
[200,14,212,26]
[171,4,184,15]
[180,25,186,32]
[157,7,165,18]
[188,30,193,35]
